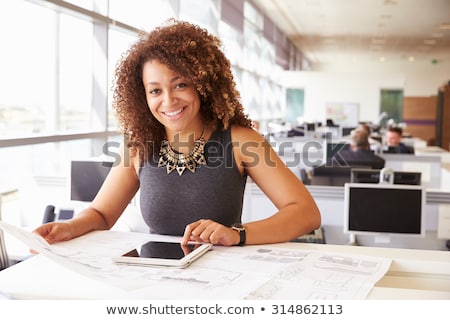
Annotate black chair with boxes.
[310,165,352,186]
[0,233,8,271]
[0,197,9,271]
[42,205,56,224]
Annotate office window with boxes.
[242,71,264,120]
[0,1,108,136]
[108,0,176,31]
[272,82,283,118]
[275,27,290,69]
[242,20,261,73]
[231,67,243,97]
[221,0,244,32]
[259,37,276,78]
[0,1,56,137]
[59,14,94,131]
[244,1,263,31]
[285,89,305,124]
[259,78,277,118]
[179,0,220,33]
[64,0,95,11]
[380,89,404,124]
[108,29,139,130]
[219,21,243,67]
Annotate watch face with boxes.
[232,223,245,231]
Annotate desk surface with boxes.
[0,230,449,300]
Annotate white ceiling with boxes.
[252,0,450,69]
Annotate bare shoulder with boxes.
[230,125,265,143]
[114,142,141,178]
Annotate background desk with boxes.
[243,183,450,251]
[0,232,449,300]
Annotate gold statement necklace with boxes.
[158,130,207,176]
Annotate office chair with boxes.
[0,231,8,271]
[310,165,352,186]
[42,205,56,224]
[0,196,10,271]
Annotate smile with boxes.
[163,107,185,117]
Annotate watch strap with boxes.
[231,223,246,246]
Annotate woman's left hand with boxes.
[181,219,239,246]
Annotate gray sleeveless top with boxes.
[139,127,247,235]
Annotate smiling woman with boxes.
[33,19,321,248]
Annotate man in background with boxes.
[337,127,385,169]
[384,126,415,154]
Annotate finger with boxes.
[180,244,192,256]
[209,229,230,246]
[208,229,222,245]
[209,227,236,246]
[189,221,208,238]
[32,224,51,238]
[197,227,214,243]
[182,222,200,244]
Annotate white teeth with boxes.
[165,108,183,116]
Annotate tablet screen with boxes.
[122,241,196,260]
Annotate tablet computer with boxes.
[112,240,212,268]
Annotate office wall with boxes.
[280,71,405,125]
[280,60,449,125]
[311,59,449,96]
[403,96,437,143]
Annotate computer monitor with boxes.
[70,160,114,202]
[305,122,316,132]
[311,165,352,186]
[350,168,421,185]
[341,126,357,137]
[382,146,398,154]
[344,183,425,240]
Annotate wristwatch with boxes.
[231,223,246,246]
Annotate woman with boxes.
[34,19,320,246]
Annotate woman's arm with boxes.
[182,126,321,246]
[233,125,321,245]
[34,143,140,243]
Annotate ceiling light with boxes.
[418,45,431,52]
[383,0,397,5]
[408,56,415,62]
[439,23,450,30]
[431,32,444,38]
[424,39,437,45]
[379,57,385,62]
[323,38,337,44]
[305,0,321,7]
[372,38,386,45]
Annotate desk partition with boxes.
[380,154,442,188]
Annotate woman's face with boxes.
[142,60,202,136]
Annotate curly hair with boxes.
[112,19,253,161]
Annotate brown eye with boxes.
[175,82,187,89]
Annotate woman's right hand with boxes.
[33,221,75,244]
